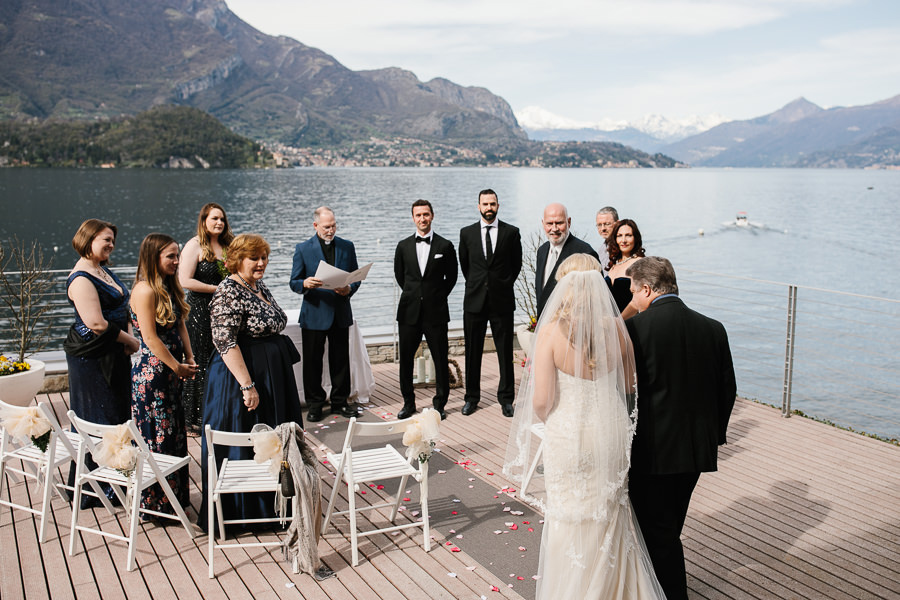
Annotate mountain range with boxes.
[517,106,727,152]
[660,96,900,168]
[0,0,527,147]
[522,96,900,168]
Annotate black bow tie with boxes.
[416,236,431,244]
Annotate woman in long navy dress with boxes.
[200,233,303,528]
[179,203,234,436]
[605,219,646,319]
[130,233,197,515]
[64,219,140,504]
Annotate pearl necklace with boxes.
[235,272,260,293]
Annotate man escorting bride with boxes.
[505,253,666,599]
[505,252,736,600]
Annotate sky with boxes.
[224,0,900,125]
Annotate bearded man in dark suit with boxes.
[624,256,737,600]
[394,199,458,420]
[534,203,599,317]
[458,189,522,418]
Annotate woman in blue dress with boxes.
[65,220,140,504]
[200,233,303,528]
[179,203,234,436]
[130,233,197,515]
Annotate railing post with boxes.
[781,285,798,417]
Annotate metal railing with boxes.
[678,269,900,441]
[3,265,899,440]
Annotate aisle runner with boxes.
[307,415,542,600]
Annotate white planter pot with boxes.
[516,325,535,358]
[0,359,45,407]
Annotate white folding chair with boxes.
[205,424,300,578]
[67,411,195,571]
[0,399,114,542]
[520,421,546,497]
[321,416,430,566]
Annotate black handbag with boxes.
[278,460,295,497]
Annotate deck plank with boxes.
[2,353,899,599]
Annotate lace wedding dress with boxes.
[503,256,665,600]
[539,371,664,599]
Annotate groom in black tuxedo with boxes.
[624,257,736,600]
[394,199,458,420]
[534,203,598,317]
[458,189,522,418]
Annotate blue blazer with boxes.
[289,235,360,330]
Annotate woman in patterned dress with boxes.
[130,233,197,515]
[179,203,234,436]
[200,233,304,527]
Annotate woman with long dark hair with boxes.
[130,233,197,515]
[179,203,234,435]
[605,219,647,318]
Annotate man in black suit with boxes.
[394,199,458,420]
[458,189,522,418]
[534,203,599,317]
[624,257,737,600]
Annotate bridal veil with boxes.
[503,253,665,599]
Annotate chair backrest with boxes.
[205,425,257,451]
[66,410,132,461]
[1,399,72,454]
[339,416,410,449]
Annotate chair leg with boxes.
[208,490,216,579]
[69,478,83,557]
[38,459,55,543]
[215,497,226,542]
[321,472,341,535]
[390,474,409,522]
[522,440,544,496]
[126,479,142,571]
[348,481,359,567]
[420,473,430,552]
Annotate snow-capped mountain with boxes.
[515,106,728,151]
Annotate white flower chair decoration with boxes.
[321,414,432,567]
[520,421,546,497]
[0,399,115,542]
[205,424,299,579]
[66,411,195,571]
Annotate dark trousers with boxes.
[463,309,515,406]
[628,471,701,600]
[301,325,351,410]
[398,320,449,409]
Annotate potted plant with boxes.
[513,231,542,357]
[0,237,54,406]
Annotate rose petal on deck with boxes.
[448,572,457,578]
[451,547,461,552]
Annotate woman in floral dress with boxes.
[130,233,198,515]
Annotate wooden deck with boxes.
[2,356,899,599]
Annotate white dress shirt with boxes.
[481,220,498,258]
[415,230,433,275]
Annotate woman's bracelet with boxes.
[240,381,256,392]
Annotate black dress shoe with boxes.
[461,401,478,416]
[339,405,361,419]
[434,408,447,420]
[307,407,324,422]
[397,405,416,420]
[501,404,515,418]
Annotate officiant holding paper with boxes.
[290,206,362,422]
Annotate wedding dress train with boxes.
[537,371,665,599]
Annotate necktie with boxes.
[545,247,559,284]
[416,236,430,244]
[484,225,493,260]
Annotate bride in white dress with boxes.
[504,254,665,599]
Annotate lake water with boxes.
[2,167,899,438]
